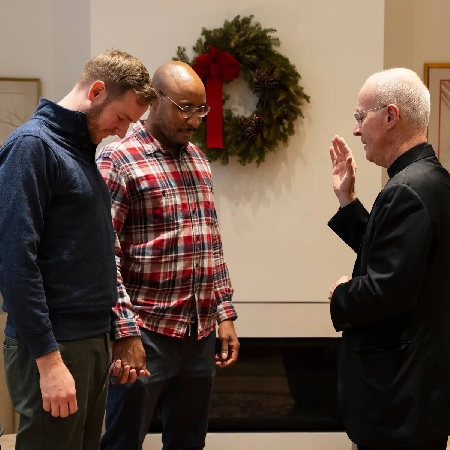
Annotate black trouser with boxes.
[101,326,216,450]
[358,436,448,450]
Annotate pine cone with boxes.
[252,114,264,130]
[253,67,279,93]
[244,127,256,140]
[240,114,264,140]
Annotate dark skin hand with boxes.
[110,321,239,380]
[215,319,240,368]
[109,336,150,384]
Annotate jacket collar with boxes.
[387,142,436,178]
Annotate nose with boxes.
[186,112,202,128]
[353,121,361,137]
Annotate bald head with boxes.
[152,61,205,97]
[362,68,430,132]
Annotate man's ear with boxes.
[386,104,399,128]
[87,80,107,103]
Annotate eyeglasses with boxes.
[353,105,387,124]
[158,91,211,119]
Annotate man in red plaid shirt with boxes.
[97,61,240,450]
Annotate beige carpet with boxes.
[0,434,448,449]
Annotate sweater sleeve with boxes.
[0,134,59,358]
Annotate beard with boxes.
[85,102,104,121]
[84,98,111,143]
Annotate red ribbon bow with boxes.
[192,45,240,148]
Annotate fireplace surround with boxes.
[145,302,355,449]
[149,337,343,434]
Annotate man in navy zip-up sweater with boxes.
[0,50,156,450]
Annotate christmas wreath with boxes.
[174,15,310,166]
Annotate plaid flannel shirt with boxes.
[96,121,236,340]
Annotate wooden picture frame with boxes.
[424,63,450,171]
[0,77,41,144]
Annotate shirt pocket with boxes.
[137,187,183,233]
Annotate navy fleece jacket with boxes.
[0,98,117,359]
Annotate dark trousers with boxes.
[3,333,111,450]
[101,326,216,450]
[357,436,448,450]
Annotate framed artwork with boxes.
[0,77,41,145]
[424,63,450,171]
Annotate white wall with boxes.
[0,0,91,101]
[385,0,450,74]
[0,0,386,439]
[91,0,384,336]
[0,1,386,338]
[1,0,449,441]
